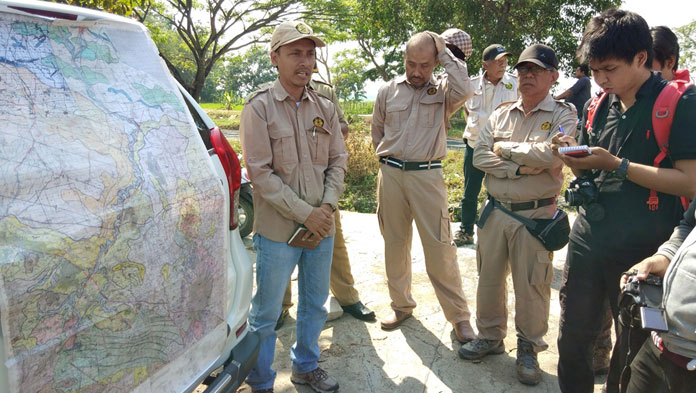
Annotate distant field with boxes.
[201,102,244,111]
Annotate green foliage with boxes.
[676,20,696,72]
[331,49,369,101]
[341,100,374,116]
[340,119,380,212]
[221,45,277,98]
[205,109,242,130]
[48,0,139,15]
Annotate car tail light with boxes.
[210,127,241,230]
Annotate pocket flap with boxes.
[269,127,294,139]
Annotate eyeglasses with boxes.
[517,65,549,76]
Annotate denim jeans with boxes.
[245,233,334,390]
[459,141,485,233]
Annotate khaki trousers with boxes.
[475,202,554,352]
[377,165,470,323]
[283,209,360,309]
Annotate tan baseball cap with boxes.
[270,21,326,51]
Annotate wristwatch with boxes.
[612,158,630,180]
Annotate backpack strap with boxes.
[584,92,608,134]
[649,70,694,211]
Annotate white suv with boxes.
[0,1,257,392]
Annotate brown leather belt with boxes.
[379,156,442,171]
[496,197,556,212]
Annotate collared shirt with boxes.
[463,71,518,146]
[571,72,696,258]
[309,79,347,125]
[371,49,473,161]
[473,94,577,204]
[566,76,591,120]
[240,79,347,242]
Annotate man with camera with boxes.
[460,43,576,386]
[617,198,696,393]
[553,9,696,393]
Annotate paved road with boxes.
[237,211,609,393]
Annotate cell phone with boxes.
[559,145,592,158]
[640,307,669,332]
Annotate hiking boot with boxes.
[458,338,505,360]
[453,230,474,246]
[291,367,339,393]
[516,340,541,386]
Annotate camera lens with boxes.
[564,189,582,206]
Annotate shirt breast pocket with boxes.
[268,127,297,165]
[306,126,331,165]
[385,100,409,134]
[419,92,444,128]
[492,129,513,142]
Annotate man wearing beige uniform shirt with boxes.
[371,30,475,343]
[459,44,577,386]
[240,21,346,393]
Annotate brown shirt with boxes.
[309,80,347,126]
[371,49,473,161]
[473,94,577,203]
[240,79,347,242]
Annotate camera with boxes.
[619,273,667,332]
[564,176,605,221]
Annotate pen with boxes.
[559,125,565,135]
[313,126,316,137]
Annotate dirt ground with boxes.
[231,211,610,393]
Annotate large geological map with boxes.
[0,12,226,393]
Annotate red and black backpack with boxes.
[584,69,694,211]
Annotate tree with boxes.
[676,20,696,73]
[134,0,306,101]
[323,0,620,82]
[221,45,277,98]
[47,0,140,16]
[331,49,368,101]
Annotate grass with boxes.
[205,108,242,130]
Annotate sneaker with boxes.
[291,367,339,393]
[458,338,505,360]
[453,230,474,246]
[516,340,541,386]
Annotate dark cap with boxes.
[514,44,558,69]
[482,44,509,62]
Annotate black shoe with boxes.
[341,301,376,321]
[275,308,289,330]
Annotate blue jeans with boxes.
[459,141,485,233]
[246,233,334,390]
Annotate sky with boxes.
[357,0,696,99]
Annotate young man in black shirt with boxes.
[552,9,696,393]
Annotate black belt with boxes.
[477,195,556,228]
[495,196,556,212]
[379,156,442,171]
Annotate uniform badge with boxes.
[541,122,551,131]
[313,117,324,127]
[427,87,437,95]
[549,251,554,261]
[505,83,513,90]
[296,23,311,34]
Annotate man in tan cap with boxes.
[459,43,576,386]
[240,20,346,393]
[371,30,475,343]
[454,43,518,246]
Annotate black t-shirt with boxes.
[568,76,591,120]
[571,72,696,264]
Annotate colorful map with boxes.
[0,12,227,393]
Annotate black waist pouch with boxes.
[479,197,570,251]
[525,210,570,251]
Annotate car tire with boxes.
[238,196,253,238]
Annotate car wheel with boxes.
[238,197,254,238]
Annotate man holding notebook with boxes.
[240,20,347,393]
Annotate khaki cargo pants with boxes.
[475,201,555,352]
[377,164,471,323]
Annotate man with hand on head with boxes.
[240,20,347,393]
[460,44,576,387]
[371,30,475,344]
